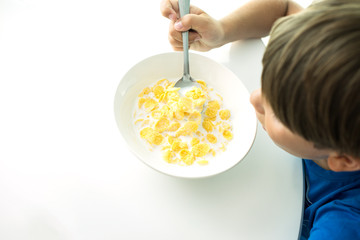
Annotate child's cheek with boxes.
[264,118,288,148]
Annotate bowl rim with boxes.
[114,51,257,178]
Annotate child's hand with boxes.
[160,0,226,52]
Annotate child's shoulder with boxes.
[308,196,360,239]
[302,159,360,239]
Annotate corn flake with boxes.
[178,97,193,113]
[189,111,201,123]
[202,120,214,132]
[204,108,218,118]
[144,98,157,112]
[151,110,163,119]
[138,98,146,108]
[206,133,217,144]
[208,100,221,110]
[138,87,151,97]
[197,160,209,165]
[219,109,231,120]
[140,127,164,145]
[223,130,233,140]
[191,143,210,157]
[154,117,170,133]
[185,87,205,100]
[167,122,181,132]
[175,121,199,137]
[190,137,200,146]
[171,140,183,153]
[179,149,195,165]
[163,149,176,163]
[153,85,164,99]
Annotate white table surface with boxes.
[0,0,309,239]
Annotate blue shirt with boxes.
[301,159,360,240]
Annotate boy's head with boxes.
[251,0,360,169]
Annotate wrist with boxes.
[218,16,238,46]
[209,18,229,49]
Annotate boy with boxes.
[161,0,360,239]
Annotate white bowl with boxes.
[114,52,257,178]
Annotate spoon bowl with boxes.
[174,72,202,96]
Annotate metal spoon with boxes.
[174,0,202,95]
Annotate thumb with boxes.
[174,14,209,33]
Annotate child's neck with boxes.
[312,159,330,170]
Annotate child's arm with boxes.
[160,0,303,51]
[220,0,303,43]
[305,201,360,240]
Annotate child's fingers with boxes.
[160,0,179,21]
[179,14,210,33]
[168,24,183,48]
[168,35,183,51]
[169,26,201,51]
[189,31,201,43]
[170,20,200,41]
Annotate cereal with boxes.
[167,122,181,132]
[144,99,157,112]
[223,130,233,140]
[189,111,201,123]
[190,137,200,146]
[197,159,209,165]
[175,121,199,137]
[138,98,146,108]
[140,127,164,145]
[163,149,175,163]
[171,140,183,153]
[206,133,217,144]
[138,87,151,97]
[151,110,163,119]
[134,78,233,165]
[202,119,214,132]
[179,149,195,165]
[153,85,164,99]
[191,143,210,157]
[207,100,221,111]
[219,109,231,120]
[154,117,170,133]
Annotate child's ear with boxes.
[327,153,360,172]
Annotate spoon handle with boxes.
[179,0,191,82]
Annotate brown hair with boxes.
[261,0,360,157]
